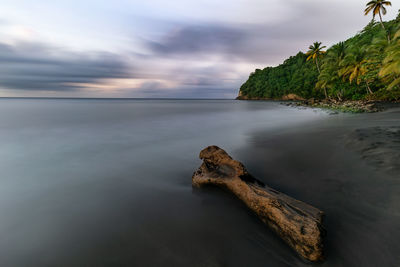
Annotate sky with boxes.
[0,0,399,98]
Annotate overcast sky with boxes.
[0,0,399,98]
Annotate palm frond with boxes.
[381,6,387,15]
[387,77,400,90]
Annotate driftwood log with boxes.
[192,146,325,262]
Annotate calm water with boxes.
[0,99,398,266]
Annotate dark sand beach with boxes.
[235,105,400,266]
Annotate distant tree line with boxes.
[239,1,400,101]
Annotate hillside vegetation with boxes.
[239,9,400,101]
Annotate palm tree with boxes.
[379,29,400,89]
[365,0,392,40]
[317,42,347,99]
[326,42,346,64]
[368,31,390,54]
[339,47,373,94]
[306,42,326,74]
[320,42,346,67]
[316,72,333,99]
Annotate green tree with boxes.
[365,0,392,40]
[315,72,332,99]
[306,42,326,74]
[238,14,400,101]
[379,28,400,89]
[325,42,346,64]
[339,47,372,93]
[317,42,346,99]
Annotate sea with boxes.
[0,98,398,266]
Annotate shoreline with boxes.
[236,96,400,113]
[285,99,387,113]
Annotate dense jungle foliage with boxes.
[239,9,400,101]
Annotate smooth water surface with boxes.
[0,99,398,266]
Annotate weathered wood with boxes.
[192,146,325,262]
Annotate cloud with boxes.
[0,42,132,91]
[143,0,385,66]
[0,38,245,98]
[147,24,246,56]
[143,21,312,66]
[143,23,308,68]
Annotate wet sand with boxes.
[235,106,400,266]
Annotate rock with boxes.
[293,99,386,113]
[281,94,305,101]
[192,146,325,262]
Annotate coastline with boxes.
[284,99,388,113]
[236,95,400,113]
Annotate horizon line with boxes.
[0,97,236,100]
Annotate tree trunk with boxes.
[316,57,325,99]
[378,10,386,30]
[337,91,342,101]
[192,146,325,262]
[365,80,373,94]
[315,57,321,74]
[378,10,390,42]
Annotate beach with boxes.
[236,104,400,266]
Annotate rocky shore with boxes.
[284,99,387,113]
[236,93,396,113]
[236,93,305,101]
